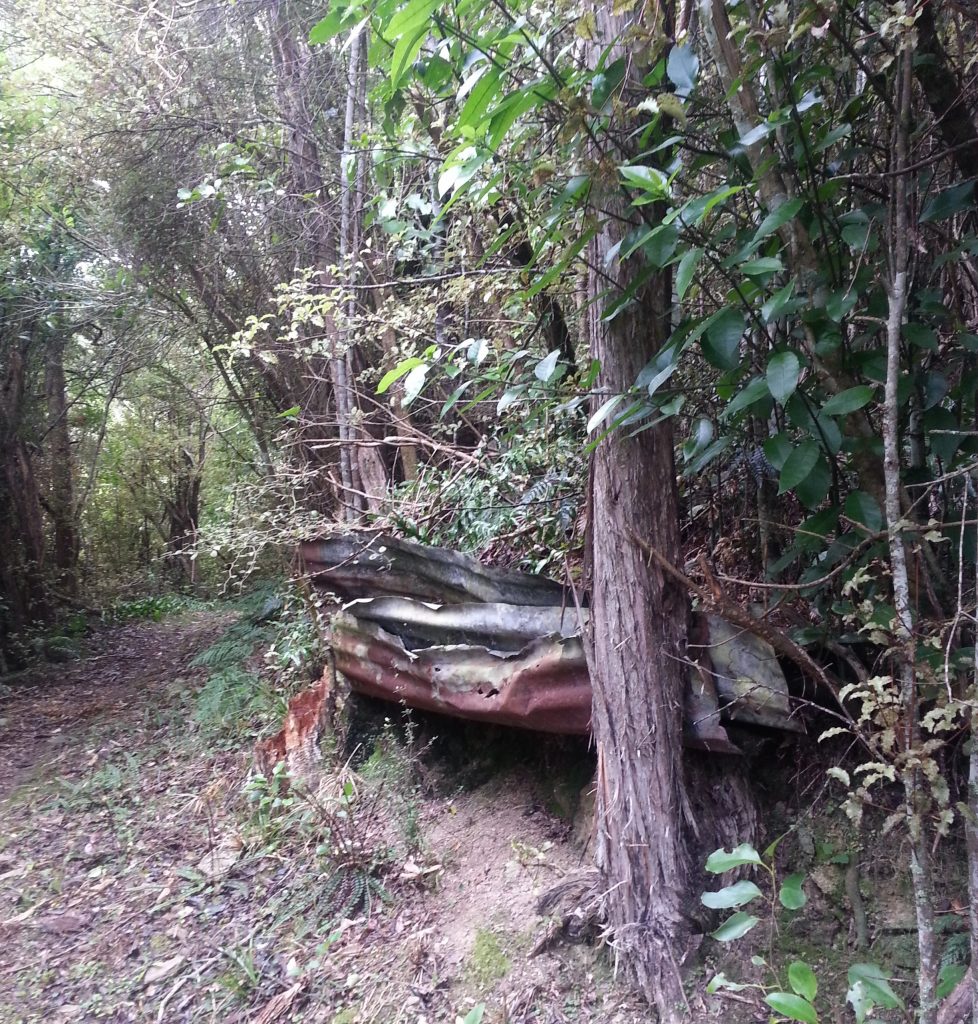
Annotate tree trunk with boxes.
[45,334,78,596]
[585,8,693,1019]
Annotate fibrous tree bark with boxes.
[585,6,692,1019]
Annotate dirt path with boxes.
[0,614,644,1024]
[0,614,231,799]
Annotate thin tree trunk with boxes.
[45,334,78,596]
[884,31,939,1024]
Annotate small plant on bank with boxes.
[703,843,905,1024]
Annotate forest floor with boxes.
[0,611,652,1024]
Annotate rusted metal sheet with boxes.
[303,533,804,749]
[330,610,740,751]
[331,612,593,735]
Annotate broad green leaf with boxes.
[764,433,793,470]
[794,453,831,509]
[741,257,784,276]
[534,349,560,382]
[765,992,818,1024]
[619,165,670,203]
[390,24,429,89]
[762,281,797,323]
[778,441,820,494]
[587,394,624,433]
[592,58,626,109]
[926,407,964,463]
[461,1005,485,1024]
[778,873,807,910]
[706,972,749,993]
[826,288,857,322]
[821,386,874,416]
[921,180,975,223]
[385,0,440,41]
[702,308,745,370]
[705,843,763,873]
[675,247,702,301]
[309,7,361,43]
[847,964,904,1011]
[711,911,759,942]
[904,323,938,351]
[458,67,502,132]
[753,198,803,243]
[844,490,882,532]
[402,363,429,404]
[666,44,698,98]
[767,351,801,404]
[700,880,763,909]
[724,377,770,419]
[377,356,426,394]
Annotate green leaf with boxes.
[794,453,831,509]
[711,911,760,942]
[461,1005,485,1024]
[402,363,429,404]
[389,24,430,89]
[724,377,770,419]
[847,964,904,1011]
[377,356,426,394]
[458,67,502,132]
[741,257,784,277]
[921,180,975,223]
[764,433,793,471]
[700,880,763,909]
[767,351,801,404]
[821,386,875,416]
[385,0,440,41]
[825,288,857,322]
[786,958,819,999]
[666,44,698,98]
[702,308,745,370]
[705,843,763,873]
[762,281,797,323]
[706,972,749,994]
[765,992,818,1024]
[753,198,803,243]
[309,6,361,43]
[844,490,882,532]
[778,873,807,910]
[618,165,670,204]
[778,441,820,495]
[587,395,624,433]
[534,349,560,382]
[675,247,702,301]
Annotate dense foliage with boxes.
[3,0,978,1019]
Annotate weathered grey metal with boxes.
[704,615,805,733]
[342,596,582,652]
[302,533,804,748]
[300,533,568,607]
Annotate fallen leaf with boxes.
[143,954,185,985]
[196,842,240,879]
[38,911,88,934]
[251,981,304,1023]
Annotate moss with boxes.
[330,1009,359,1024]
[466,928,512,988]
